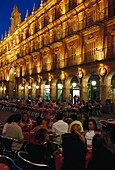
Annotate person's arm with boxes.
[82,130,88,136]
[18,126,24,142]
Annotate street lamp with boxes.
[92,81,96,86]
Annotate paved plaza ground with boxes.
[0,109,115,123]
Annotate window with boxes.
[65,1,69,13]
[41,17,45,29]
[69,0,76,11]
[87,10,96,26]
[52,8,56,21]
[87,42,96,57]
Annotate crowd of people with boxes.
[0,108,115,170]
[0,95,102,117]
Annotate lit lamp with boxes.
[36,81,39,89]
[92,81,96,86]
[45,85,50,89]
[1,87,3,91]
[21,86,24,90]
[14,71,16,75]
[72,82,77,88]
[58,83,63,89]
[28,85,31,89]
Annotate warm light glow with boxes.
[36,85,39,89]
[58,83,63,89]
[14,71,16,75]
[1,87,3,91]
[45,85,50,89]
[28,85,31,89]
[92,81,96,86]
[4,87,6,90]
[6,77,9,81]
[72,82,77,87]
[21,86,24,90]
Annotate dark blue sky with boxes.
[0,0,42,39]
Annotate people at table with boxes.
[88,134,115,170]
[32,116,48,133]
[83,119,101,146]
[62,123,86,170]
[5,114,24,150]
[52,112,68,145]
[2,114,15,136]
[69,114,84,132]
[20,113,32,132]
[25,128,55,169]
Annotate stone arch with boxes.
[25,82,29,99]
[32,81,36,99]
[41,80,47,99]
[18,83,23,99]
[106,71,115,104]
[82,74,91,102]
[82,73,100,103]
[65,75,79,102]
[51,78,59,101]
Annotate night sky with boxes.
[0,0,43,39]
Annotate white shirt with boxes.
[85,130,95,145]
[52,120,68,145]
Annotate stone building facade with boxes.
[0,0,115,111]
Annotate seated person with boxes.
[25,129,55,169]
[5,114,24,151]
[52,112,68,145]
[88,134,115,170]
[69,114,84,133]
[62,123,86,170]
[83,119,101,147]
[2,114,15,136]
[32,116,48,133]
[20,113,32,132]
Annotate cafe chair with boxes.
[17,151,51,170]
[0,155,22,170]
[0,135,25,159]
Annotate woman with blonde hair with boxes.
[62,123,86,170]
[71,123,85,144]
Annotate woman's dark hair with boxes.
[71,114,77,121]
[35,129,48,141]
[6,114,15,123]
[22,113,29,123]
[14,114,22,123]
[36,116,42,125]
[88,119,97,131]
[92,134,106,159]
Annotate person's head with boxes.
[6,114,15,124]
[22,113,29,123]
[13,114,22,123]
[57,112,63,120]
[71,123,81,134]
[35,129,49,142]
[92,134,106,159]
[88,119,97,131]
[71,114,77,121]
[36,116,42,125]
[82,113,89,121]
